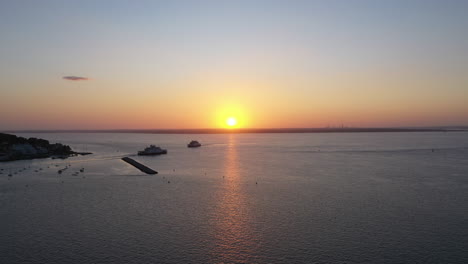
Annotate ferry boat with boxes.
[138,145,168,155]
[187,140,201,148]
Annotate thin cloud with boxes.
[63,76,89,81]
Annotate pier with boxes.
[121,157,158,174]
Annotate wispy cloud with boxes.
[63,76,89,81]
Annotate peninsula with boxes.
[0,133,91,162]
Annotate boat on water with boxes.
[138,145,168,155]
[187,140,201,148]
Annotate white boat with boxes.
[187,140,201,148]
[138,145,168,155]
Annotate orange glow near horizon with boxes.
[1,74,467,130]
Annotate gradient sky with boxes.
[1,0,467,129]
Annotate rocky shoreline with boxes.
[0,133,91,162]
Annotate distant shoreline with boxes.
[3,127,467,134]
[0,133,92,162]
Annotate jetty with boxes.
[121,157,158,174]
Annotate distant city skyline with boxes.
[1,0,467,130]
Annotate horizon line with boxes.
[3,126,468,134]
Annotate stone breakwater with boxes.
[121,157,158,174]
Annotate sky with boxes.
[1,0,467,130]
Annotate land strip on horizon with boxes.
[3,127,467,134]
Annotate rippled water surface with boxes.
[1,132,468,263]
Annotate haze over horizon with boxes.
[1,0,467,130]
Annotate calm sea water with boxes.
[1,132,467,263]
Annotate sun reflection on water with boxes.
[209,134,258,263]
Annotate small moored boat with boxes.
[138,145,168,155]
[187,140,201,148]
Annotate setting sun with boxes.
[215,104,247,128]
[226,117,237,127]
